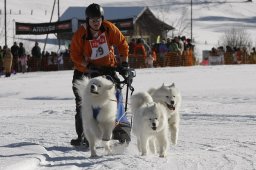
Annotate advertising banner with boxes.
[16,20,72,35]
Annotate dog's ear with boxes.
[105,75,115,83]
[165,83,175,89]
[170,83,175,87]
[161,83,167,89]
[106,83,115,90]
[153,103,156,108]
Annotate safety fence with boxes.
[27,56,73,72]
[13,51,256,72]
[9,50,256,73]
[129,50,195,68]
[204,52,256,65]
[223,52,256,64]
[22,51,196,72]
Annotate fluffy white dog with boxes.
[149,83,182,145]
[131,92,169,157]
[75,76,117,157]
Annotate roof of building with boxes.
[60,6,174,30]
[60,6,145,21]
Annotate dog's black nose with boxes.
[171,100,175,105]
[152,123,156,127]
[91,84,96,90]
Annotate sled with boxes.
[112,67,136,144]
[112,89,131,143]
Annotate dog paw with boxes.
[159,153,167,158]
[102,138,111,141]
[90,154,99,158]
[141,152,148,156]
[105,147,112,155]
[171,138,177,145]
[159,154,167,158]
[105,150,113,156]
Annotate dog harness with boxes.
[92,106,101,120]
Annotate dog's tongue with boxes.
[167,104,175,111]
[90,89,98,94]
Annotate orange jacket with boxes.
[134,44,146,59]
[152,50,157,61]
[70,20,129,72]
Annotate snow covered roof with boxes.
[60,6,173,31]
[59,6,174,39]
[60,6,146,21]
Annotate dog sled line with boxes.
[74,65,181,158]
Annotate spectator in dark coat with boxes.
[18,42,26,73]
[31,42,42,71]
[18,42,26,58]
[128,38,136,54]
[11,42,19,72]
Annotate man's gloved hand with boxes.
[117,61,129,78]
[121,61,129,70]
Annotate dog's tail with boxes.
[130,92,153,110]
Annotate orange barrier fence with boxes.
[224,52,233,65]
[129,50,195,68]
[223,52,256,65]
[8,51,255,73]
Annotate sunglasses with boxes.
[89,17,102,23]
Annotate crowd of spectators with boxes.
[201,46,256,65]
[128,36,195,68]
[0,42,71,77]
[2,37,256,78]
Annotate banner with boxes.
[208,55,224,65]
[78,18,133,32]
[16,20,72,35]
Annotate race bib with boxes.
[89,32,110,60]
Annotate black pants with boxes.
[72,69,85,139]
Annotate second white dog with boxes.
[131,92,169,157]
[75,76,117,157]
[149,83,182,145]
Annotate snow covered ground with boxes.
[1,0,256,169]
[1,65,256,170]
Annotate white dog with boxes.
[75,76,117,157]
[149,83,181,145]
[131,92,169,157]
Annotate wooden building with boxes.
[58,6,174,43]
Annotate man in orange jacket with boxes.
[70,3,129,146]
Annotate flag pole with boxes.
[4,0,7,46]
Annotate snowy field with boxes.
[1,65,256,170]
[1,0,256,169]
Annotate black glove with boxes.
[118,62,129,78]
[121,61,129,68]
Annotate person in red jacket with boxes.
[70,3,129,146]
[134,38,146,67]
